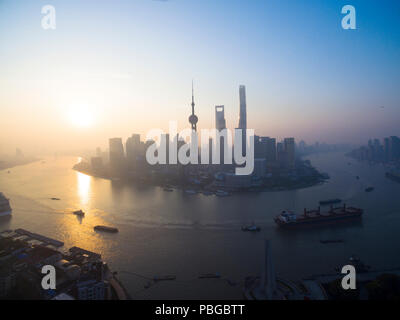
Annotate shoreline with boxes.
[72,166,327,194]
[0,158,41,171]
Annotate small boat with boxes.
[365,187,374,192]
[335,255,371,273]
[241,224,261,232]
[73,210,85,217]
[319,199,342,206]
[321,173,330,179]
[216,190,230,197]
[50,197,61,201]
[153,275,176,282]
[94,225,118,233]
[320,239,344,244]
[199,273,221,279]
[184,189,197,195]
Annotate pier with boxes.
[12,229,64,247]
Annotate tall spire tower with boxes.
[188,80,198,132]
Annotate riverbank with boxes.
[0,157,41,171]
[72,158,327,194]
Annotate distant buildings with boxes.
[83,84,300,187]
[109,138,125,170]
[126,134,141,167]
[90,157,103,170]
[255,136,295,170]
[348,136,400,163]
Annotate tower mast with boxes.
[188,80,198,132]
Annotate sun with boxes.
[68,104,94,128]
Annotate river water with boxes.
[1,151,400,299]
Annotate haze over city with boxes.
[2,0,400,305]
[1,0,399,155]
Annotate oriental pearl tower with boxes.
[188,81,198,132]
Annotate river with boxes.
[1,151,400,299]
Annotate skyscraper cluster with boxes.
[348,136,400,163]
[254,137,295,169]
[102,84,296,178]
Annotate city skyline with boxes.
[1,0,400,155]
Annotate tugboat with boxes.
[242,223,261,232]
[216,190,230,197]
[73,210,85,217]
[335,255,371,273]
[320,239,344,244]
[199,273,221,279]
[184,189,197,195]
[94,225,119,233]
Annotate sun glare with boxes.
[68,104,94,128]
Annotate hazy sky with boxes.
[0,0,399,154]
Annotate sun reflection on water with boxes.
[77,171,91,208]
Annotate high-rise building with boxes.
[276,142,287,167]
[160,133,170,164]
[215,106,227,166]
[284,138,295,168]
[238,85,247,130]
[109,138,124,169]
[237,85,247,157]
[254,158,267,177]
[260,137,277,163]
[215,105,226,131]
[384,137,390,162]
[390,136,400,160]
[126,134,141,169]
[91,157,103,169]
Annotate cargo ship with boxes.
[274,204,363,228]
[0,193,12,217]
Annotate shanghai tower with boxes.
[238,85,247,156]
[238,85,247,130]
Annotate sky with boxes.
[0,0,399,155]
